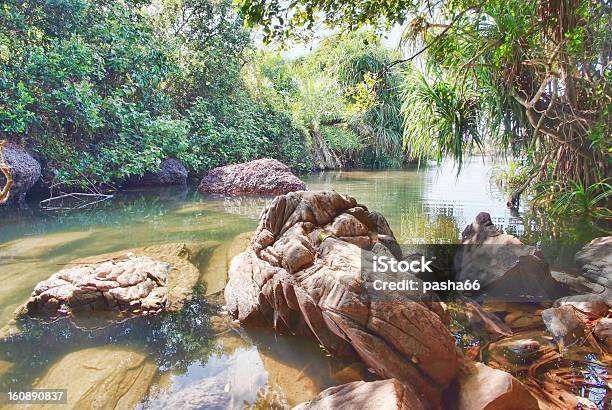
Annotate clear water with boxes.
[0,156,606,408]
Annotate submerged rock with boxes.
[453,361,539,410]
[458,212,568,302]
[15,243,211,321]
[198,158,306,196]
[575,236,612,289]
[293,379,427,410]
[0,143,41,207]
[32,346,156,410]
[126,158,188,187]
[224,191,459,403]
[541,305,587,349]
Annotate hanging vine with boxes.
[0,140,13,204]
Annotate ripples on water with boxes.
[0,156,607,408]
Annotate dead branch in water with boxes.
[40,192,114,211]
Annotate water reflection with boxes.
[0,157,607,409]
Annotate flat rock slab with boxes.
[21,255,169,317]
[198,158,306,195]
[32,346,156,410]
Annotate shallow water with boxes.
[0,156,607,408]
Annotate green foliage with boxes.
[0,0,311,188]
[402,71,483,170]
[238,0,611,218]
[533,179,612,219]
[250,30,406,167]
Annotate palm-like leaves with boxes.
[401,72,483,170]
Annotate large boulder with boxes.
[127,158,188,187]
[198,158,306,196]
[224,191,459,403]
[457,212,568,302]
[32,346,156,410]
[15,243,212,321]
[293,379,427,410]
[575,236,611,289]
[0,143,41,206]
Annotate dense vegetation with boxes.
[248,31,407,168]
[0,0,311,188]
[0,0,410,190]
[240,0,611,215]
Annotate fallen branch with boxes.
[40,192,114,210]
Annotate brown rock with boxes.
[16,243,210,320]
[455,361,539,410]
[458,212,568,302]
[593,318,612,352]
[554,294,610,318]
[541,305,587,349]
[292,379,427,410]
[32,346,156,410]
[224,191,459,403]
[198,158,306,196]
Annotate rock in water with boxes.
[198,158,306,195]
[575,236,611,289]
[292,379,427,410]
[32,346,156,410]
[21,255,169,317]
[126,157,188,187]
[541,305,588,349]
[224,191,459,403]
[0,143,41,206]
[15,243,207,320]
[454,362,539,410]
[458,212,568,301]
[593,318,612,352]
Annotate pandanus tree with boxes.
[238,0,611,210]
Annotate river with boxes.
[0,156,607,408]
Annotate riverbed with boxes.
[0,157,608,408]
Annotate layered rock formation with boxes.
[224,191,459,403]
[0,143,41,206]
[198,158,306,196]
[16,243,208,320]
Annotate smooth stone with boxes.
[31,346,156,410]
[293,379,427,410]
[455,362,539,410]
[554,294,609,318]
[199,232,252,295]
